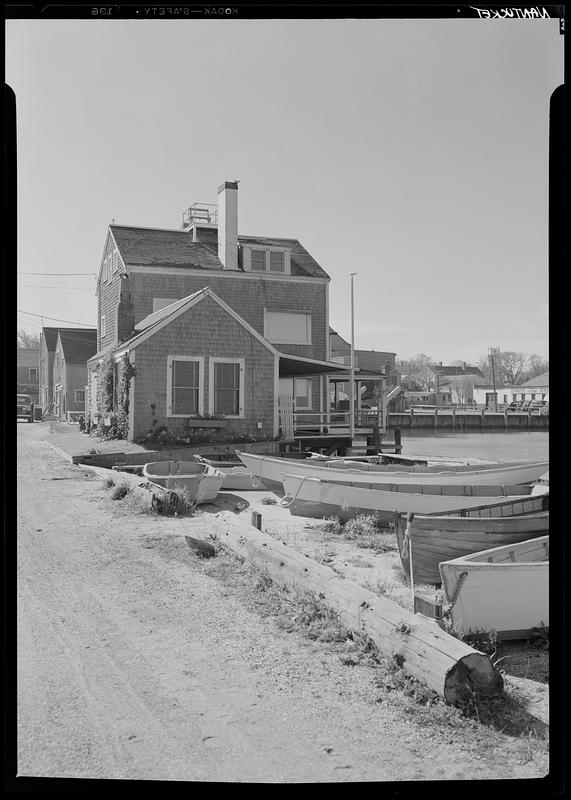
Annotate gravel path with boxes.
[16,423,549,782]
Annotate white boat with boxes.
[192,455,264,491]
[236,451,549,492]
[142,460,225,503]
[439,536,549,640]
[280,473,537,523]
[531,470,550,495]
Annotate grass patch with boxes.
[153,486,198,516]
[261,496,277,505]
[319,513,396,554]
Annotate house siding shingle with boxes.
[131,295,276,441]
[125,272,328,360]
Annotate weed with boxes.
[528,623,549,649]
[153,486,198,516]
[111,482,131,500]
[261,496,277,505]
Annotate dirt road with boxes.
[16,423,548,782]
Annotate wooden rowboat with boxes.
[142,460,225,503]
[439,536,549,640]
[236,451,549,493]
[394,493,549,585]
[280,472,538,524]
[192,455,265,491]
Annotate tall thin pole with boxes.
[489,346,498,411]
[349,273,357,442]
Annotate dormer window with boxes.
[242,245,291,274]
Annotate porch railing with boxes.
[280,409,384,437]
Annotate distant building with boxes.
[473,371,549,408]
[17,347,40,404]
[429,362,486,405]
[53,329,98,421]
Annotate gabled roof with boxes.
[116,287,276,355]
[41,327,61,352]
[521,370,549,386]
[107,225,330,279]
[42,327,92,354]
[430,364,485,378]
[57,329,98,364]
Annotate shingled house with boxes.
[87,181,347,442]
[53,328,98,421]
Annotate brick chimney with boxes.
[217,181,239,270]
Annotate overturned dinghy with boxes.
[142,460,225,504]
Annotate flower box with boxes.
[186,419,227,428]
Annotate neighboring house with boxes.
[429,363,486,405]
[473,371,549,408]
[88,181,347,441]
[40,326,93,414]
[17,347,40,404]
[53,329,98,421]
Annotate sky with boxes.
[7,15,562,363]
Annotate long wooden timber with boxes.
[203,511,503,707]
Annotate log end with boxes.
[444,652,504,706]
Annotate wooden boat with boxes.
[280,472,537,524]
[192,455,265,491]
[142,460,225,503]
[439,536,549,640]
[236,451,549,492]
[394,493,550,585]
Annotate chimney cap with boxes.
[218,180,239,194]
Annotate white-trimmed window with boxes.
[101,315,106,337]
[209,358,244,417]
[279,377,312,410]
[167,356,204,416]
[242,245,291,274]
[29,367,38,381]
[265,310,312,345]
[75,389,86,403]
[153,298,180,312]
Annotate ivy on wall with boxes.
[93,353,136,440]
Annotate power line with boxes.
[20,285,94,289]
[18,310,96,327]
[18,272,97,276]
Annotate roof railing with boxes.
[182,203,218,228]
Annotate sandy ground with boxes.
[15,422,549,783]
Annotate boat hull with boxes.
[142,461,224,503]
[280,473,537,525]
[394,504,550,585]
[236,451,549,489]
[439,536,549,640]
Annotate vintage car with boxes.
[17,394,34,423]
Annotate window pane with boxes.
[173,360,199,388]
[214,362,240,415]
[269,251,284,272]
[173,387,198,414]
[251,250,266,271]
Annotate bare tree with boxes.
[17,329,40,348]
[396,353,434,390]
[477,349,548,386]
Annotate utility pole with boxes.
[349,273,357,443]
[489,346,498,411]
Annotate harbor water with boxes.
[395,430,549,463]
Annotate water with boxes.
[395,430,549,463]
